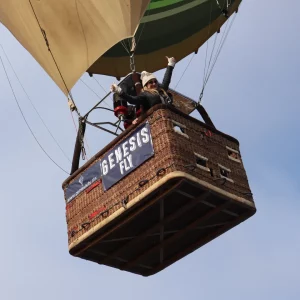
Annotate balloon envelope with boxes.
[88,0,241,78]
[0,0,150,95]
[0,0,241,95]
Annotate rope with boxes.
[199,2,237,103]
[120,38,132,55]
[171,0,215,99]
[174,53,195,90]
[203,0,214,87]
[201,22,228,92]
[203,13,236,88]
[120,40,130,55]
[135,5,151,50]
[0,44,72,163]
[119,3,152,73]
[28,0,80,117]
[92,77,114,107]
[0,54,69,174]
[203,32,219,86]
[79,79,112,109]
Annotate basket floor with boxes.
[69,177,256,276]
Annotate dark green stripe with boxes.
[103,0,236,57]
[146,0,196,16]
[148,0,183,10]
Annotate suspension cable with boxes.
[199,1,237,103]
[204,33,219,85]
[28,0,80,117]
[79,79,112,109]
[201,20,229,90]
[0,54,69,174]
[135,5,151,50]
[0,44,72,163]
[118,3,152,75]
[174,53,195,90]
[92,77,114,106]
[203,0,214,87]
[203,13,236,88]
[120,39,131,55]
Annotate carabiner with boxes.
[130,53,135,72]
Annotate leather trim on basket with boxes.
[68,170,255,252]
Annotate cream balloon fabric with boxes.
[0,0,150,95]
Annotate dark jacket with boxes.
[119,66,174,112]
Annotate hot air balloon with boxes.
[0,0,256,276]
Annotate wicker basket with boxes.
[62,104,256,276]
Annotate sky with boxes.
[0,0,300,299]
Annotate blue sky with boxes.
[0,1,299,299]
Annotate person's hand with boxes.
[110,83,122,94]
[166,56,176,67]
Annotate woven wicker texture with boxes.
[64,106,253,245]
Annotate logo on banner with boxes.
[100,122,154,191]
[79,175,84,186]
[65,163,101,203]
[65,122,155,201]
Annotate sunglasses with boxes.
[147,80,158,85]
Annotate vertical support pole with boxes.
[71,118,86,175]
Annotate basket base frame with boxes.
[69,171,255,276]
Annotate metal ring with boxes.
[184,164,196,171]
[102,211,109,218]
[81,222,90,230]
[122,197,129,208]
[139,179,149,187]
[156,168,166,176]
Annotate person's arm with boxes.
[160,56,176,90]
[111,83,147,106]
[119,91,147,106]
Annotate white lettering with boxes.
[108,153,115,169]
[101,160,108,175]
[136,131,142,147]
[127,154,133,168]
[129,136,136,151]
[101,125,152,181]
[124,158,130,171]
[122,141,129,157]
[119,161,125,175]
[141,127,149,143]
[115,147,122,163]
